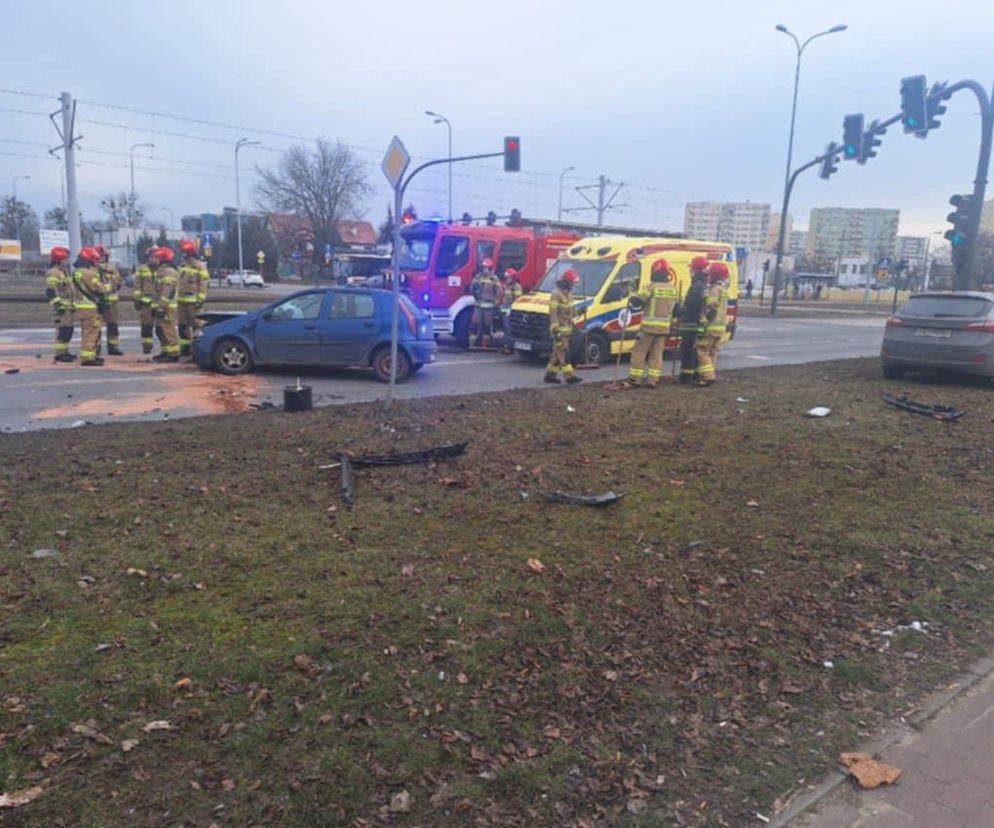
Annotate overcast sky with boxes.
[3,0,993,241]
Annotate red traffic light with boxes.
[503,135,521,172]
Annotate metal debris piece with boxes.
[882,393,965,421]
[347,441,469,467]
[4,368,20,375]
[339,453,354,506]
[805,406,831,418]
[540,489,623,507]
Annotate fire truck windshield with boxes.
[398,232,434,271]
[538,259,616,298]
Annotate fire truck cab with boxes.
[398,220,579,347]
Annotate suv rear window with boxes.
[902,295,993,318]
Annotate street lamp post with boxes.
[235,138,262,277]
[11,174,30,275]
[770,23,847,314]
[425,110,452,222]
[129,143,154,269]
[558,166,575,222]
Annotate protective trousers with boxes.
[545,332,576,378]
[77,308,103,363]
[53,312,74,358]
[628,333,667,386]
[139,307,155,353]
[102,301,121,351]
[678,330,698,384]
[696,334,721,383]
[155,310,181,357]
[177,303,199,356]
[471,306,495,346]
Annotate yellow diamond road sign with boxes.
[381,136,410,189]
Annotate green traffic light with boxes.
[845,145,857,156]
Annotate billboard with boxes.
[39,229,70,254]
[0,240,22,261]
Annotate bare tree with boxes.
[100,192,145,229]
[255,138,372,261]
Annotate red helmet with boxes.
[690,256,710,273]
[179,240,198,255]
[504,268,518,279]
[482,258,494,269]
[708,262,730,283]
[151,246,175,263]
[49,246,70,263]
[560,268,579,286]
[651,258,670,273]
[79,246,101,264]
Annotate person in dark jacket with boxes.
[677,257,709,384]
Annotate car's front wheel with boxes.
[214,338,254,375]
[371,345,411,382]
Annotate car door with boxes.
[252,291,328,364]
[319,291,380,364]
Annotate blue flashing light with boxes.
[421,292,430,303]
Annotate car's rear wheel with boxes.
[214,338,254,375]
[371,345,411,382]
[453,310,472,349]
[882,364,906,380]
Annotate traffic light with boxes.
[858,121,884,164]
[900,75,928,134]
[503,136,520,172]
[819,141,841,179]
[923,82,949,134]
[945,194,974,262]
[842,114,864,160]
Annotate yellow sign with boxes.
[0,239,22,261]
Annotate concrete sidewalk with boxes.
[778,659,994,827]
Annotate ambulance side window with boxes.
[602,262,641,303]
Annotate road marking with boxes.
[0,377,153,390]
[744,354,773,361]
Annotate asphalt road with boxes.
[0,314,886,432]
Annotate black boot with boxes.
[152,354,179,363]
[54,353,74,363]
[108,346,124,356]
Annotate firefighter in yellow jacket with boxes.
[96,245,124,355]
[132,249,159,354]
[470,258,501,348]
[544,268,582,385]
[44,245,78,362]
[499,267,524,354]
[150,247,181,363]
[696,262,730,387]
[72,246,109,366]
[624,258,678,388]
[177,240,209,358]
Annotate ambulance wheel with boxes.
[577,332,610,365]
[453,310,472,349]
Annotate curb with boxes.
[768,652,994,827]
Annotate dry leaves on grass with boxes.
[0,783,46,809]
[141,720,174,733]
[526,558,545,574]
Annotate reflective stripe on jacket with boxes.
[155,265,179,309]
[73,267,106,309]
[703,282,729,335]
[633,282,678,335]
[178,258,209,303]
[548,288,575,336]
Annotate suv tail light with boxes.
[885,316,904,328]
[966,320,994,334]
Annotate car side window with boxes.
[270,293,323,321]
[436,235,470,278]
[329,293,376,319]
[496,239,527,274]
[610,262,642,292]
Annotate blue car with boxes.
[194,287,437,381]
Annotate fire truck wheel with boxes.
[453,310,472,349]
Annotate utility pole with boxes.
[59,92,81,257]
[569,175,626,226]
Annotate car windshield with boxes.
[398,233,434,271]
[537,259,617,298]
[902,295,993,318]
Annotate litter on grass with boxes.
[882,393,965,421]
[805,407,831,418]
[346,441,469,466]
[539,489,623,507]
[838,752,902,789]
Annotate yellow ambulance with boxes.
[506,236,739,363]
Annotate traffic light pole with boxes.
[385,151,503,409]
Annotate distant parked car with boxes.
[881,291,994,379]
[194,287,437,381]
[224,270,266,288]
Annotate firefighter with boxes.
[177,240,209,358]
[624,258,678,388]
[695,262,730,387]
[72,246,109,366]
[544,268,582,385]
[469,257,501,347]
[95,245,124,355]
[150,247,181,363]
[499,267,524,354]
[132,248,160,354]
[677,256,709,384]
[44,245,78,362]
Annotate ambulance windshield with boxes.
[538,259,616,298]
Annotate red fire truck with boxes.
[398,219,582,347]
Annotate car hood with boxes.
[201,310,258,337]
